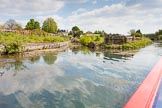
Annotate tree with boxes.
[25,19,40,30]
[129,29,142,37]
[71,26,83,38]
[155,29,162,40]
[34,21,40,29]
[30,56,40,63]
[4,19,19,30]
[68,31,73,35]
[42,18,58,33]
[129,29,136,36]
[135,29,143,37]
[72,26,80,32]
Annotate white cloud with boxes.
[92,0,97,4]
[1,0,162,34]
[32,1,162,34]
[36,15,66,29]
[64,0,90,3]
[57,2,162,34]
[0,0,64,17]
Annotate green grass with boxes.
[105,37,153,50]
[122,37,153,50]
[0,32,69,54]
[0,32,68,44]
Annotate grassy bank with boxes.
[105,37,153,50]
[0,32,69,43]
[79,36,152,50]
[0,32,69,54]
[122,38,153,49]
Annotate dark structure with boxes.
[105,34,140,44]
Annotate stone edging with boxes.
[0,41,70,52]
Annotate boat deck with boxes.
[153,78,162,108]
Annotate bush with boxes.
[3,41,23,54]
[80,35,104,46]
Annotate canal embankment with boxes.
[0,41,70,54]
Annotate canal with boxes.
[0,42,162,108]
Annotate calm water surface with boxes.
[0,43,162,108]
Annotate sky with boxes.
[0,0,162,34]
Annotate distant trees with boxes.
[57,29,67,33]
[4,19,22,30]
[25,19,40,30]
[72,26,80,32]
[129,29,136,35]
[155,30,162,36]
[94,30,105,37]
[71,26,83,37]
[155,29,162,40]
[42,18,58,33]
[129,29,143,37]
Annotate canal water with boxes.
[0,43,161,108]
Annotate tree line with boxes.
[0,18,58,33]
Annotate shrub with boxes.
[2,37,23,54]
[80,35,104,46]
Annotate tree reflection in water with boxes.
[104,52,134,61]
[0,59,27,76]
[71,46,93,55]
[29,56,40,63]
[43,53,57,65]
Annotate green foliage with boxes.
[42,18,58,33]
[80,36,92,46]
[158,35,162,40]
[0,32,69,54]
[134,32,143,37]
[80,36,104,46]
[155,30,162,40]
[34,21,40,29]
[122,37,153,50]
[25,19,40,30]
[68,31,73,35]
[0,34,23,54]
[72,26,80,32]
[130,29,143,37]
[3,41,23,54]
[145,29,162,40]
[71,26,83,37]
[94,30,105,37]
[32,29,47,36]
[129,29,136,35]
[156,30,162,36]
